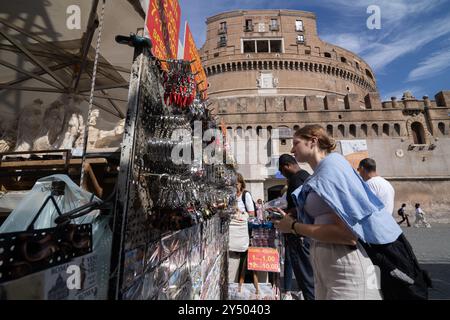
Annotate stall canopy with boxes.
[0,0,146,126]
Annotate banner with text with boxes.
[145,0,181,63]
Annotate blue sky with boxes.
[178,0,450,101]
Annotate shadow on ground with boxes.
[420,263,450,300]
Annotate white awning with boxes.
[0,0,146,128]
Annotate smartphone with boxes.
[267,210,284,220]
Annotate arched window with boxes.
[438,122,445,136]
[341,57,347,63]
[226,126,233,137]
[327,125,333,137]
[349,124,356,137]
[324,52,331,58]
[411,122,426,144]
[256,125,263,136]
[246,126,253,136]
[365,69,374,80]
[361,124,368,137]
[372,124,379,136]
[277,126,291,142]
[338,124,345,137]
[236,126,243,138]
[383,124,390,137]
[394,124,401,136]
[267,126,273,157]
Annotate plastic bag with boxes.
[0,174,101,232]
[0,174,112,300]
[263,194,288,210]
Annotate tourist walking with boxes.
[414,203,431,228]
[397,203,411,227]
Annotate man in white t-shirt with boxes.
[358,158,395,215]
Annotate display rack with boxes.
[109,38,236,300]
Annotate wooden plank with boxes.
[0,158,108,169]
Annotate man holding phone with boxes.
[276,154,315,300]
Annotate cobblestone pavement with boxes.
[402,224,450,300]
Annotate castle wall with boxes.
[390,180,450,224]
[367,138,450,178]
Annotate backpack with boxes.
[359,234,432,300]
[242,190,257,214]
[397,207,405,216]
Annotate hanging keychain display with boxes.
[113,40,238,300]
[163,59,197,109]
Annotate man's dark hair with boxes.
[359,158,377,172]
[278,154,298,171]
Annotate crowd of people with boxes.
[228,124,432,300]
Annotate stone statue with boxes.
[93,118,125,149]
[86,109,125,149]
[0,117,17,153]
[7,94,122,155]
[59,94,85,150]
[32,94,85,151]
[14,99,45,152]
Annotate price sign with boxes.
[247,247,280,273]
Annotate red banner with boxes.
[247,247,280,273]
[145,0,181,61]
[183,22,208,99]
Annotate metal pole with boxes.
[80,0,106,188]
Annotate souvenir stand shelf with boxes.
[109,38,236,300]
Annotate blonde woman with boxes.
[228,173,255,282]
[274,125,403,300]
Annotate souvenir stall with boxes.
[0,0,237,300]
[108,36,236,300]
[0,36,236,300]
